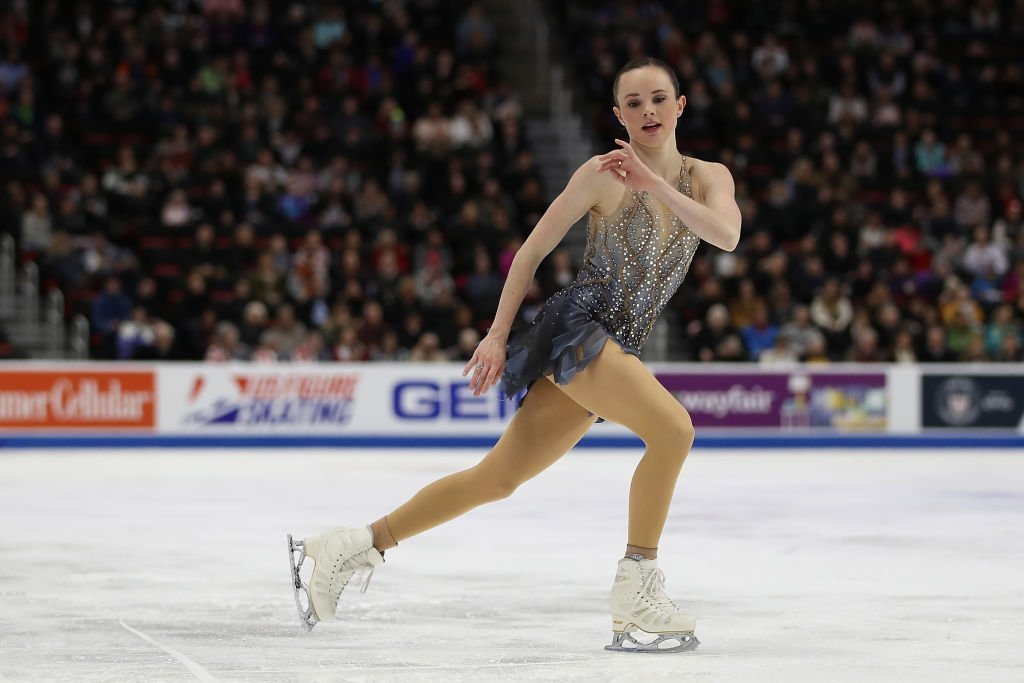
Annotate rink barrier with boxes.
[1,362,1023,448]
[2,434,1024,449]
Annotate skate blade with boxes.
[605,629,700,654]
[287,534,319,631]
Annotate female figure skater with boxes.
[288,57,741,653]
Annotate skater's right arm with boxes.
[465,156,613,396]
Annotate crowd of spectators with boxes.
[0,0,541,362]
[555,0,1024,363]
[1,0,1023,365]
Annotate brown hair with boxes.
[612,57,681,105]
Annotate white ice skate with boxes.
[606,557,699,653]
[287,526,383,630]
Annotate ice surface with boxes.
[1,448,1022,682]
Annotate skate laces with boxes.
[355,565,375,593]
[327,550,377,606]
[640,568,679,613]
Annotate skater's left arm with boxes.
[599,140,741,252]
[660,161,742,252]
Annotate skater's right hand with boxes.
[463,333,506,397]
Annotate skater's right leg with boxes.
[382,376,597,546]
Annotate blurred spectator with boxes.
[372,330,410,361]
[464,246,503,317]
[206,321,250,361]
[985,305,1020,357]
[416,251,456,306]
[91,276,133,339]
[915,130,950,178]
[289,230,331,303]
[740,307,778,361]
[450,327,481,361]
[239,301,270,348]
[160,190,194,228]
[963,226,1009,279]
[920,326,957,363]
[410,332,447,362]
[259,304,308,360]
[293,331,332,362]
[954,182,991,230]
[133,321,184,361]
[810,280,853,356]
[692,304,745,362]
[450,100,494,149]
[334,326,367,361]
[890,330,918,363]
[778,305,825,360]
[20,193,52,253]
[116,307,155,360]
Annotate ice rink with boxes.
[1,447,1022,682]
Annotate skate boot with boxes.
[606,557,699,653]
[287,526,383,630]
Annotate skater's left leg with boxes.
[551,339,695,553]
[553,340,700,651]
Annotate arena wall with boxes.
[1,363,1023,448]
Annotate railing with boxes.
[0,234,13,317]
[22,261,39,327]
[46,289,65,357]
[70,314,89,360]
[548,64,593,164]
[507,0,593,163]
[0,240,76,358]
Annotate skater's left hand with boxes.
[463,333,506,397]
[596,139,660,194]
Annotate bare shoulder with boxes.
[685,156,735,198]
[684,155,731,175]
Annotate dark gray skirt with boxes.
[499,289,639,415]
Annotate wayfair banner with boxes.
[653,370,888,431]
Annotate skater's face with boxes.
[613,67,685,145]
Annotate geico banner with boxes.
[157,364,634,435]
[0,369,156,430]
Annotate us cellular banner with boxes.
[921,373,1024,430]
[652,370,888,431]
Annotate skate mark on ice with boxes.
[119,619,217,681]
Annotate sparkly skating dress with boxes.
[500,158,702,407]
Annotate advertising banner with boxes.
[5,362,1024,445]
[155,364,615,435]
[654,371,887,431]
[0,369,156,430]
[921,374,1024,429]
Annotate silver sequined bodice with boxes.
[567,159,701,352]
